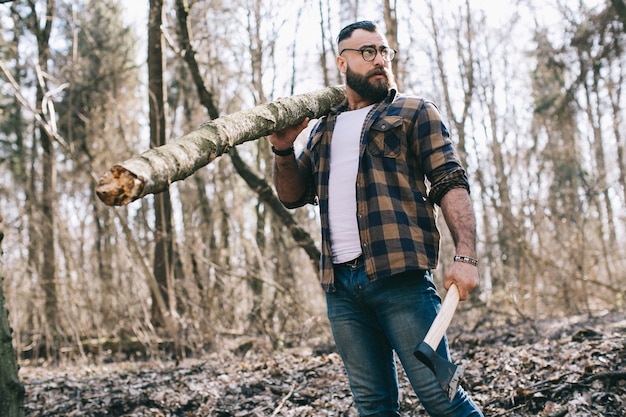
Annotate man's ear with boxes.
[336,56,347,74]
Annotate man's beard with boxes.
[346,65,394,102]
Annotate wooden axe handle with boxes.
[423,283,460,349]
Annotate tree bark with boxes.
[148,0,174,331]
[174,0,219,119]
[96,85,346,206]
[383,0,400,88]
[31,0,60,342]
[0,214,25,417]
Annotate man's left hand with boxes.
[444,261,479,301]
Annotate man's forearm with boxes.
[439,188,477,257]
[273,154,306,205]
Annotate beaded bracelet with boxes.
[271,146,295,156]
[453,255,479,266]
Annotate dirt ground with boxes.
[19,310,626,416]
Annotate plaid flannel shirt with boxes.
[283,89,469,292]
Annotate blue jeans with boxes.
[326,260,483,417]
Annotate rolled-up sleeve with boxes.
[280,147,318,209]
[428,166,469,205]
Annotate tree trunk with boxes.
[96,85,346,206]
[0,214,25,417]
[174,0,219,119]
[229,148,321,270]
[172,0,323,336]
[148,0,174,331]
[383,0,400,88]
[33,0,59,345]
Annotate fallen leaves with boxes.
[454,311,626,416]
[20,311,626,416]
[22,350,358,416]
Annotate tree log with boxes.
[96,86,346,206]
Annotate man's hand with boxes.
[444,261,479,301]
[269,117,310,151]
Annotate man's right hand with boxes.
[269,117,310,152]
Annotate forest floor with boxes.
[19,310,626,417]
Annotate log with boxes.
[96,85,346,206]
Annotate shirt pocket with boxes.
[366,116,404,158]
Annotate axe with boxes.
[413,283,462,402]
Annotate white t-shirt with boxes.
[328,105,373,264]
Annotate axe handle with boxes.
[423,283,460,349]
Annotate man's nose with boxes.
[373,51,386,66]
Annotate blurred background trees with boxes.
[0,0,624,362]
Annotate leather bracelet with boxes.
[271,145,294,156]
[453,255,478,266]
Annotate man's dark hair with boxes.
[337,21,379,44]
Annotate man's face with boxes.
[337,28,396,102]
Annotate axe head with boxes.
[414,341,463,402]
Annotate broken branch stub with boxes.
[96,85,346,206]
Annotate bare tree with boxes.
[383,0,400,88]
[23,0,60,353]
[572,6,624,288]
[148,0,176,335]
[471,8,526,306]
[171,0,326,345]
[0,213,25,417]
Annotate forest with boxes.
[0,0,625,415]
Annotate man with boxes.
[269,20,483,417]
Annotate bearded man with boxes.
[269,20,484,417]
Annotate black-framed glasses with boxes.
[339,46,397,62]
